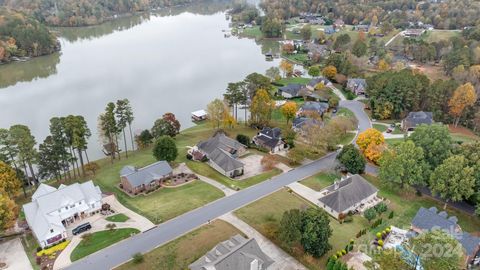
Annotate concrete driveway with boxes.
[0,238,32,270]
[238,154,265,180]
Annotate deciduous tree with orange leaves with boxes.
[280,60,293,78]
[356,128,385,163]
[322,65,337,80]
[448,83,477,127]
[281,101,297,124]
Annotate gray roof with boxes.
[278,83,303,97]
[404,111,433,127]
[411,207,480,257]
[300,101,329,114]
[319,175,378,213]
[347,78,366,87]
[121,161,173,188]
[411,207,457,231]
[189,235,274,270]
[293,117,320,129]
[254,127,282,149]
[197,133,245,172]
[308,77,330,88]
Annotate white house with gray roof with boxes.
[318,174,379,219]
[23,181,102,248]
[189,234,274,270]
[192,133,246,178]
[120,161,173,194]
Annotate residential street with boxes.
[65,101,372,270]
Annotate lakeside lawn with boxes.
[70,228,140,262]
[116,220,243,270]
[105,213,129,222]
[282,53,309,64]
[300,172,339,191]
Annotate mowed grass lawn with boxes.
[235,189,369,269]
[373,123,387,132]
[116,220,243,270]
[71,228,140,261]
[300,172,339,191]
[105,213,129,222]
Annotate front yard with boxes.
[115,220,243,270]
[70,228,140,262]
[300,172,339,191]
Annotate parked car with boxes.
[72,222,92,235]
[386,127,394,133]
[390,123,396,128]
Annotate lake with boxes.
[0,0,281,160]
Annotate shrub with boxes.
[388,210,394,219]
[364,207,377,223]
[378,239,384,246]
[341,249,347,255]
[36,247,43,252]
[186,154,193,160]
[106,223,117,230]
[374,202,388,214]
[236,134,250,146]
[376,232,382,239]
[36,256,42,265]
[132,253,144,264]
[336,251,343,257]
[36,240,70,257]
[344,216,353,223]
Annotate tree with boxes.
[152,136,178,162]
[356,128,385,164]
[250,89,274,126]
[0,161,21,198]
[333,33,351,50]
[115,99,133,158]
[410,124,452,169]
[328,97,339,109]
[244,73,272,99]
[224,82,242,120]
[261,155,278,171]
[152,113,181,138]
[38,136,66,181]
[282,43,294,54]
[365,249,410,270]
[47,117,73,181]
[9,125,38,184]
[0,191,17,231]
[281,102,297,124]
[379,140,429,188]
[260,17,283,38]
[352,39,367,57]
[300,24,312,40]
[322,65,337,80]
[308,66,320,77]
[300,208,332,257]
[64,115,91,177]
[279,209,302,245]
[265,67,280,81]
[337,144,365,174]
[280,59,293,77]
[136,130,153,149]
[448,82,477,127]
[377,59,390,71]
[363,207,376,223]
[98,103,119,162]
[430,155,475,209]
[207,99,226,129]
[410,230,463,270]
[236,134,250,147]
[84,162,100,176]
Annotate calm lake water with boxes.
[0,1,281,160]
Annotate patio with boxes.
[383,226,409,249]
[356,196,383,213]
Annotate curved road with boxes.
[65,101,372,270]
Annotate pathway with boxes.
[287,182,323,206]
[385,31,403,47]
[219,213,307,270]
[177,163,237,196]
[0,238,32,270]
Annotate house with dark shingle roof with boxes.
[277,83,304,98]
[120,161,173,194]
[292,117,321,133]
[318,174,379,219]
[306,77,332,91]
[193,133,246,178]
[411,207,480,264]
[297,101,329,118]
[347,78,367,95]
[189,234,274,270]
[253,127,287,153]
[401,111,433,131]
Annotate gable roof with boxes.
[197,133,245,172]
[209,148,244,172]
[404,111,433,127]
[293,117,320,130]
[319,175,378,213]
[300,101,329,114]
[255,127,282,149]
[32,183,57,200]
[121,161,173,188]
[347,78,366,87]
[308,77,330,88]
[189,235,274,270]
[278,83,303,97]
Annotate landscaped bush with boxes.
[388,210,394,219]
[343,216,353,223]
[371,218,383,229]
[236,134,250,146]
[36,246,43,252]
[36,240,70,256]
[378,239,384,246]
[132,253,144,264]
[374,202,388,214]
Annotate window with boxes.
[50,229,54,233]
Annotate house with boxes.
[292,117,321,133]
[334,19,345,29]
[189,234,274,270]
[411,207,480,264]
[403,29,426,37]
[318,174,379,218]
[306,77,332,91]
[304,43,330,59]
[192,110,208,121]
[23,181,102,248]
[120,161,173,194]
[346,78,367,95]
[355,25,370,32]
[192,133,246,178]
[253,127,287,153]
[277,83,304,98]
[401,111,433,131]
[297,101,329,118]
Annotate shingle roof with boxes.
[209,148,244,172]
[300,101,329,114]
[404,111,433,128]
[189,235,274,270]
[254,127,282,149]
[459,232,480,257]
[121,161,173,188]
[308,77,330,87]
[197,133,245,172]
[293,117,320,129]
[278,83,303,97]
[319,175,378,213]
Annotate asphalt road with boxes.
[65,101,372,270]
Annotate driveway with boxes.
[220,213,307,270]
[238,154,265,180]
[0,238,32,270]
[64,101,372,270]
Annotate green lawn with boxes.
[300,172,339,191]
[373,123,387,133]
[282,53,309,64]
[451,133,479,143]
[21,233,40,270]
[385,138,405,146]
[339,132,356,145]
[277,77,311,85]
[105,213,129,222]
[187,161,282,190]
[70,228,140,261]
[239,26,263,39]
[116,220,243,270]
[235,188,369,268]
[336,107,355,120]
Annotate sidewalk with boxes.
[219,213,307,270]
[178,162,237,196]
